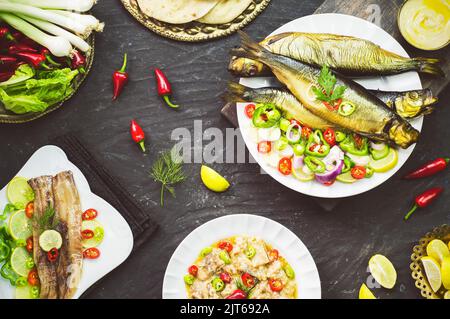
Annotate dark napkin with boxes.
[51,134,158,250]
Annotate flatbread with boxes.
[197,0,253,24]
[136,0,220,24]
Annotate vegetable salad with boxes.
[244,102,399,186]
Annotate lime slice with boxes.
[426,239,450,265]
[359,283,376,299]
[368,254,397,289]
[336,171,357,184]
[39,230,62,252]
[15,285,33,299]
[82,220,105,248]
[11,247,31,277]
[200,165,230,193]
[368,148,398,173]
[8,210,32,241]
[6,177,34,209]
[421,256,442,292]
[441,257,450,290]
[292,167,314,182]
[444,291,450,299]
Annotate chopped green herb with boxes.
[312,65,347,105]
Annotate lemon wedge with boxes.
[369,148,398,173]
[421,256,442,292]
[426,239,450,265]
[368,254,397,289]
[444,291,450,299]
[200,165,230,193]
[441,257,450,290]
[359,283,376,299]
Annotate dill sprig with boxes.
[150,150,187,207]
[35,206,57,231]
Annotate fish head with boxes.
[394,89,438,118]
[228,55,266,77]
[389,121,419,149]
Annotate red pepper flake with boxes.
[112,53,129,100]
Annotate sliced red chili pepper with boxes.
[218,241,233,253]
[27,268,39,286]
[25,202,34,219]
[130,119,146,153]
[82,208,98,221]
[245,104,256,119]
[323,128,336,146]
[220,272,231,283]
[81,229,95,240]
[83,247,100,259]
[112,53,128,100]
[269,249,279,261]
[226,289,247,299]
[278,157,292,176]
[155,68,179,108]
[26,236,33,253]
[241,273,255,288]
[47,248,59,263]
[257,141,271,154]
[188,265,198,277]
[323,180,336,186]
[290,119,301,126]
[351,166,366,179]
[302,126,312,139]
[268,278,284,292]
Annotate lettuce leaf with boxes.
[0,64,35,87]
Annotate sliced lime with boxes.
[8,210,32,241]
[39,230,62,252]
[421,256,442,292]
[11,247,31,277]
[368,254,397,289]
[369,148,398,173]
[6,177,34,209]
[292,167,314,182]
[82,220,104,248]
[15,285,33,299]
[336,171,357,184]
[200,165,230,193]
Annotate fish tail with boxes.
[413,57,445,77]
[225,82,249,103]
[233,31,271,63]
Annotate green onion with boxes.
[5,0,95,12]
[48,10,104,32]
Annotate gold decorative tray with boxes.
[121,0,271,42]
[0,36,95,124]
[410,224,450,299]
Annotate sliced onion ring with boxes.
[286,123,302,143]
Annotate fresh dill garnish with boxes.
[35,206,57,231]
[312,65,347,105]
[150,149,187,207]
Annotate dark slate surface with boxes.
[0,0,449,299]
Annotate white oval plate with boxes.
[237,13,423,198]
[162,214,321,299]
[0,145,134,299]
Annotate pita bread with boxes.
[197,0,253,24]
[137,0,220,24]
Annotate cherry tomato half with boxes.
[268,278,284,292]
[83,247,100,259]
[257,141,271,154]
[241,273,255,288]
[220,272,231,283]
[188,265,198,277]
[245,104,256,119]
[82,208,98,221]
[26,236,33,253]
[25,202,34,219]
[47,248,59,263]
[218,241,233,253]
[81,229,95,240]
[351,166,367,180]
[323,128,336,146]
[302,126,312,139]
[278,157,292,176]
[27,268,39,286]
[268,249,279,261]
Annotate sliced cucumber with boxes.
[336,171,357,184]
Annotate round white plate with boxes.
[237,13,423,198]
[162,214,321,299]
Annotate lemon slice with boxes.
[444,291,450,299]
[8,210,32,241]
[292,167,314,182]
[336,171,357,184]
[359,283,376,299]
[200,165,230,192]
[6,177,34,209]
[426,239,450,265]
[82,220,105,248]
[441,257,450,290]
[11,247,31,277]
[421,256,442,292]
[368,254,397,289]
[39,230,62,252]
[369,148,398,173]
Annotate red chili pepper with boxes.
[27,268,39,286]
[47,248,59,262]
[40,48,60,67]
[225,289,247,299]
[71,50,86,73]
[154,68,179,108]
[8,43,38,55]
[26,236,33,253]
[188,265,198,277]
[81,229,95,240]
[268,278,284,292]
[83,247,100,259]
[0,55,17,66]
[112,53,128,100]
[14,52,49,69]
[241,273,255,288]
[130,119,146,152]
[217,241,233,252]
[404,187,444,221]
[82,208,98,221]
[0,26,14,42]
[404,158,449,180]
[220,272,231,283]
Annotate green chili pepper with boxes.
[184,274,195,285]
[245,245,256,259]
[211,277,225,292]
[274,136,289,151]
[338,101,357,116]
[26,257,34,269]
[365,166,375,178]
[293,142,306,156]
[335,131,347,143]
[15,239,26,247]
[341,156,354,173]
[0,204,16,221]
[30,286,40,299]
[199,247,212,257]
[252,103,281,128]
[0,242,10,263]
[279,118,290,131]
[1,262,19,286]
[305,130,330,158]
[304,156,326,173]
[219,251,231,264]
[15,276,27,287]
[284,264,295,279]
[340,135,369,156]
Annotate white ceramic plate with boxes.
[0,145,134,299]
[237,13,423,198]
[162,214,321,299]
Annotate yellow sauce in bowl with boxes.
[398,0,450,50]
